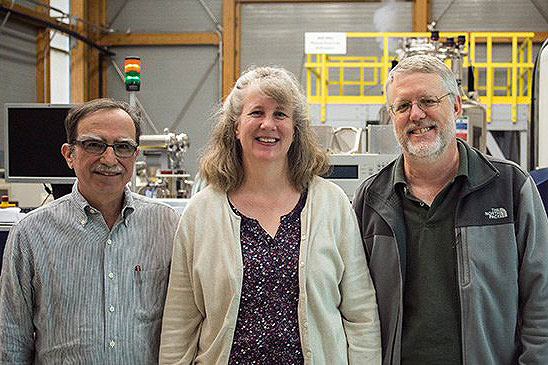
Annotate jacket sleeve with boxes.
[352,183,367,255]
[516,177,548,364]
[159,213,203,364]
[0,225,36,364]
[338,198,382,364]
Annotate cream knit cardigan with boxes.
[160,176,381,364]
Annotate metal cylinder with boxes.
[139,134,172,148]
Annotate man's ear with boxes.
[453,95,463,118]
[61,143,75,169]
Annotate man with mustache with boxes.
[0,99,180,364]
[353,55,548,364]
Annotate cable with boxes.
[40,184,52,207]
[430,0,458,30]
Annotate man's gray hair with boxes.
[385,54,460,103]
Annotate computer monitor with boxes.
[4,103,76,185]
[0,224,11,275]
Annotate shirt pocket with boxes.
[133,267,169,322]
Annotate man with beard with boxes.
[0,99,180,364]
[353,55,548,364]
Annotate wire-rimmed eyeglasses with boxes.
[389,93,452,115]
[72,139,138,158]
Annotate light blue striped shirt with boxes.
[0,183,180,364]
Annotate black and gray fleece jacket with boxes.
[353,139,548,365]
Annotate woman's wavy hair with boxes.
[200,65,329,192]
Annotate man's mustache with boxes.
[93,165,123,174]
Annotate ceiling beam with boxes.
[0,0,111,54]
[99,33,220,47]
[237,0,380,2]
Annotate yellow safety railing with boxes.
[468,32,534,123]
[305,32,535,124]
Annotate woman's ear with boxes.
[234,120,241,139]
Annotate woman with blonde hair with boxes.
[160,65,381,364]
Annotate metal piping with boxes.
[430,0,457,30]
[170,53,220,131]
[196,0,223,32]
[107,0,129,29]
[0,0,15,39]
[528,0,548,25]
[0,3,114,56]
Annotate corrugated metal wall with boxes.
[431,0,548,31]
[107,0,221,33]
[239,0,546,127]
[240,2,413,83]
[2,0,547,176]
[240,0,547,85]
[105,0,547,173]
[106,0,222,178]
[0,18,37,165]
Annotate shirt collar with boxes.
[70,181,136,225]
[393,139,469,190]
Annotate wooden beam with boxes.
[0,0,76,35]
[223,0,237,99]
[534,32,548,43]
[99,33,220,47]
[0,0,109,55]
[70,0,86,103]
[235,1,241,80]
[35,1,50,103]
[36,31,50,103]
[413,0,430,32]
[87,0,107,99]
[238,0,380,2]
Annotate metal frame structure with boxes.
[305,32,535,124]
[304,32,536,167]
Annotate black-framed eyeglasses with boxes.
[72,139,138,158]
[389,93,452,115]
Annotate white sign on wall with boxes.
[304,32,347,55]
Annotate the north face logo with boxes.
[485,207,508,219]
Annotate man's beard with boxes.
[394,118,456,161]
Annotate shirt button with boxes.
[300,261,305,267]
[303,321,308,328]
[89,208,96,214]
[80,219,86,225]
[108,272,114,279]
[109,340,116,348]
[109,306,115,312]
[106,239,112,245]
[306,351,312,358]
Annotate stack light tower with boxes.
[124,56,141,109]
[125,56,141,191]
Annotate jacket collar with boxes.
[361,138,500,284]
[456,139,500,193]
[366,139,499,205]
